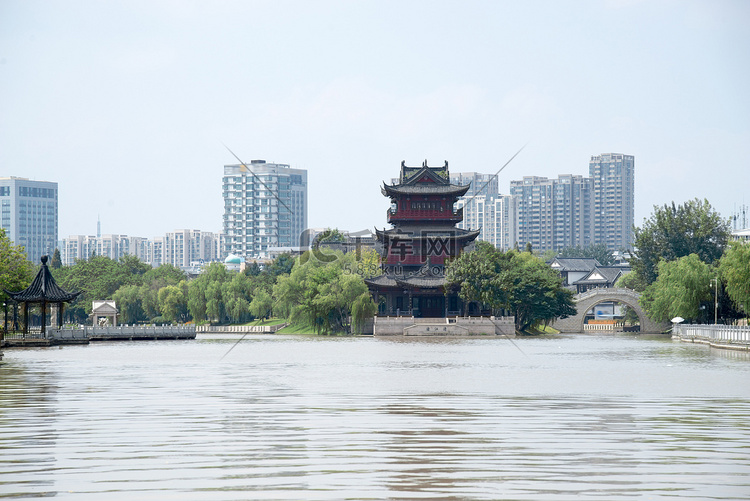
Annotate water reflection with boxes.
[1,335,749,500]
[0,359,59,498]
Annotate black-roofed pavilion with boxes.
[4,255,81,336]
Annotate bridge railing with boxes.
[583,323,624,331]
[196,324,287,334]
[575,287,640,302]
[674,324,750,345]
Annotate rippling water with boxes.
[2,334,750,500]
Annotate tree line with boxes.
[618,198,749,324]
[0,228,382,333]
[3,199,748,332]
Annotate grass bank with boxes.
[519,324,560,336]
[242,318,287,327]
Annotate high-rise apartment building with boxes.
[589,153,635,250]
[510,174,593,253]
[450,171,518,250]
[222,160,307,260]
[449,172,498,198]
[0,176,58,262]
[166,229,219,268]
[456,194,517,251]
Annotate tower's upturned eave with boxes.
[381,183,470,198]
[374,227,480,242]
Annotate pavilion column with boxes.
[23,303,28,336]
[41,300,47,336]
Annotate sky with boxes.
[1,0,749,240]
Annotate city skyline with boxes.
[2,1,748,238]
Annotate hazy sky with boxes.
[2,0,749,239]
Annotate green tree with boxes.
[348,247,380,279]
[137,264,187,321]
[317,228,347,243]
[142,263,186,285]
[445,241,508,309]
[272,271,304,321]
[249,289,273,320]
[540,248,557,262]
[187,277,208,323]
[558,243,614,266]
[223,272,253,323]
[244,261,263,277]
[119,254,151,277]
[267,253,295,277]
[52,255,173,323]
[50,248,63,269]
[630,199,730,285]
[157,281,189,323]
[351,291,377,334]
[639,254,713,323]
[272,249,371,334]
[53,256,126,318]
[299,266,367,334]
[0,228,35,303]
[187,262,230,324]
[112,284,147,324]
[503,251,576,331]
[615,270,648,292]
[445,242,576,332]
[719,241,750,315]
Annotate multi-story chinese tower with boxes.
[366,160,480,318]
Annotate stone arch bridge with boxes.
[554,288,670,334]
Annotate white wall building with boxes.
[456,194,517,251]
[448,171,517,251]
[222,160,307,260]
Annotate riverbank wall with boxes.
[373,316,515,336]
[195,323,287,334]
[672,324,750,351]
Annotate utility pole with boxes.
[710,277,718,325]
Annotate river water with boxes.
[1,333,749,500]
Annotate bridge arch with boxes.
[553,288,670,334]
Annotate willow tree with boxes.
[639,254,713,323]
[273,250,372,334]
[719,241,750,315]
